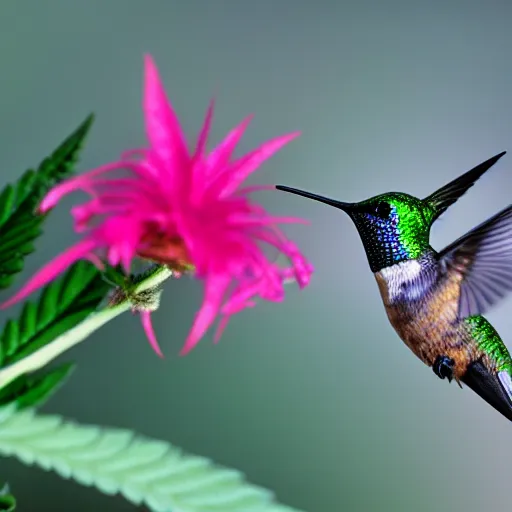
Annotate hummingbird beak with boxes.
[275,185,354,213]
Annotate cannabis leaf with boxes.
[0,114,93,290]
[0,363,74,410]
[0,260,110,368]
[0,259,110,407]
[0,484,15,512]
[0,405,302,512]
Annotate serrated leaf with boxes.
[0,363,74,410]
[0,260,110,367]
[0,186,15,226]
[0,114,94,290]
[0,407,303,512]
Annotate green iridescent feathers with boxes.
[351,152,508,267]
[465,315,512,375]
[277,152,508,272]
[355,151,507,260]
[356,192,432,260]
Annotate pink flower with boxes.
[1,54,313,356]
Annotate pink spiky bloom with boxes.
[1,55,313,356]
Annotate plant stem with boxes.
[0,266,174,390]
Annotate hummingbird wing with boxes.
[438,204,512,318]
[424,151,506,223]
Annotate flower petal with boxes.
[193,99,215,160]
[100,216,143,272]
[38,162,133,213]
[140,310,164,357]
[206,114,253,179]
[213,313,233,344]
[215,132,301,198]
[180,273,231,355]
[0,55,314,362]
[0,238,98,309]
[143,54,189,179]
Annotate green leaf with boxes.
[101,264,129,289]
[0,363,75,409]
[0,260,110,367]
[0,114,94,290]
[0,495,15,512]
[0,484,15,511]
[0,406,303,512]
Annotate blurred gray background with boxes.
[1,1,512,510]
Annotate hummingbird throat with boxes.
[273,185,433,273]
[351,200,431,273]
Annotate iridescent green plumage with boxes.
[465,315,512,375]
[350,193,434,270]
[277,151,512,423]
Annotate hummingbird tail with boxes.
[461,359,512,422]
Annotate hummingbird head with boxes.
[275,188,431,272]
[276,151,506,273]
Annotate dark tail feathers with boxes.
[461,359,512,422]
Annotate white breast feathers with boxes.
[377,259,426,303]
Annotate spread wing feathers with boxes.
[424,152,506,222]
[438,204,512,318]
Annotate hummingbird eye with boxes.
[374,202,392,219]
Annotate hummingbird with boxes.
[276,151,512,422]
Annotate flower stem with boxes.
[0,266,174,390]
